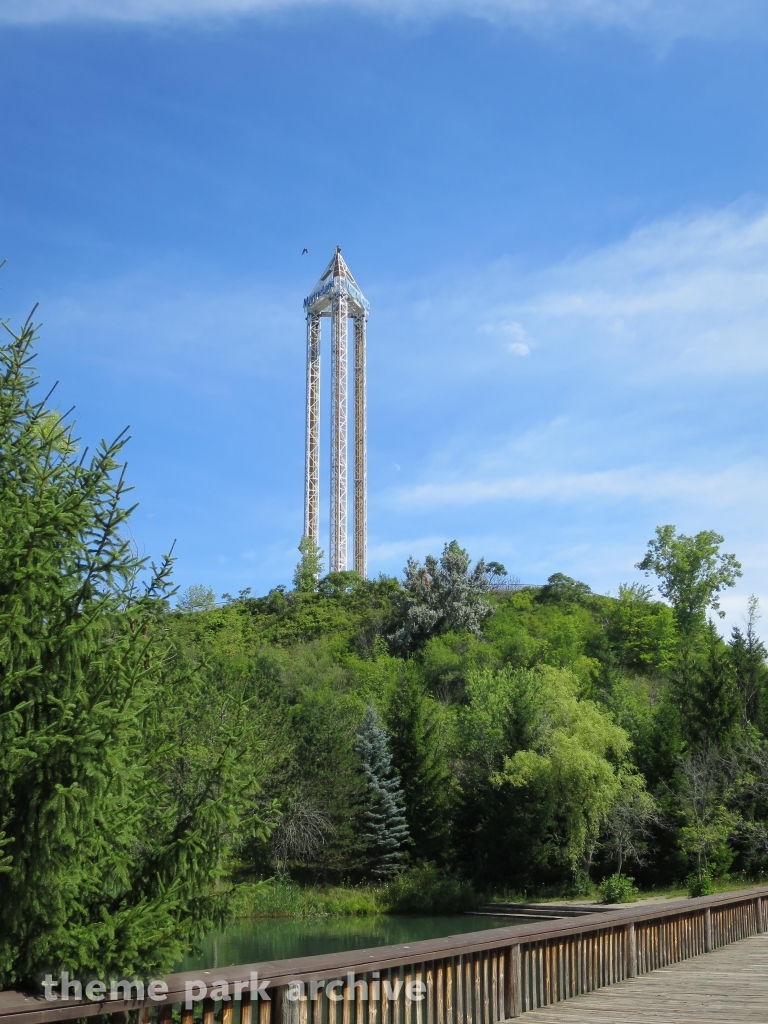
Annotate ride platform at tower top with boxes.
[303,246,370,317]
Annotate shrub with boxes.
[600,873,639,904]
[231,879,382,918]
[571,871,597,898]
[382,864,479,914]
[687,872,716,897]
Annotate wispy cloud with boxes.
[478,202,768,382]
[373,200,768,625]
[1,0,764,42]
[480,321,532,356]
[393,463,768,510]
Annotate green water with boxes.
[178,915,535,972]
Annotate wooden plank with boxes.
[463,957,471,1024]
[521,932,768,1024]
[444,960,453,1024]
[626,923,635,979]
[456,958,465,1024]
[509,946,522,1019]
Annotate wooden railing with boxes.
[3,887,768,1024]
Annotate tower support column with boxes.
[303,312,321,541]
[330,292,349,572]
[353,313,367,579]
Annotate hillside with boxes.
[168,545,768,894]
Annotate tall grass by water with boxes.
[232,865,480,918]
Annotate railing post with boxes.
[509,944,522,1018]
[625,922,636,978]
[704,909,712,952]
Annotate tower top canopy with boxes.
[304,247,370,316]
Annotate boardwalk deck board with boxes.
[525,933,768,1023]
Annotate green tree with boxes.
[538,573,592,605]
[387,673,452,862]
[392,541,494,650]
[456,665,632,885]
[293,536,324,593]
[601,772,658,876]
[493,667,630,879]
[604,583,677,673]
[177,583,217,612]
[286,685,369,879]
[669,623,741,750]
[729,596,768,731]
[636,525,742,634]
[675,748,739,881]
[356,705,409,878]
[0,315,271,988]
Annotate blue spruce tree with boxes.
[356,704,410,878]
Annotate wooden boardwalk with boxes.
[527,931,768,1023]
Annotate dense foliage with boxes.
[4,314,768,988]
[0,319,275,989]
[172,526,768,900]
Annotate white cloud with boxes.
[393,463,768,510]
[485,320,532,356]
[1,0,764,41]
[482,203,768,382]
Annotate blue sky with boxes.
[2,0,768,626]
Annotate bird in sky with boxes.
[302,248,309,255]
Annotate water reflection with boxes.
[178,915,534,971]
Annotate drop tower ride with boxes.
[302,248,369,577]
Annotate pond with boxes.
[178,915,539,972]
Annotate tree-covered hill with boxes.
[169,535,768,896]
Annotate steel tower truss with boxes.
[303,247,370,575]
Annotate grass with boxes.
[231,879,383,918]
[488,873,768,906]
[230,870,768,921]
[382,863,480,914]
[231,865,481,919]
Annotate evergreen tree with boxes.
[387,674,452,863]
[0,315,270,988]
[675,623,741,749]
[729,596,768,731]
[293,536,324,593]
[356,705,409,878]
[392,541,494,650]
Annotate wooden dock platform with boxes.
[527,931,768,1023]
